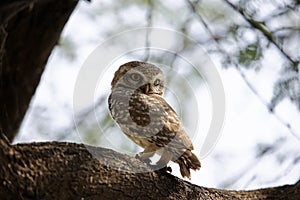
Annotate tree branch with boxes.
[0,135,299,199]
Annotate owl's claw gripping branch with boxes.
[135,153,173,173]
[157,166,172,173]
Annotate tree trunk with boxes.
[0,0,78,141]
[0,135,299,200]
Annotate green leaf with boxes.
[238,42,262,68]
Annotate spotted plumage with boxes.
[108,61,201,179]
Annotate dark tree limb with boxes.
[0,0,78,141]
[0,135,299,200]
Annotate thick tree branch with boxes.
[0,136,299,199]
[0,0,78,141]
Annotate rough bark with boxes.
[0,0,78,141]
[0,135,299,200]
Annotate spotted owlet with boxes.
[108,61,200,179]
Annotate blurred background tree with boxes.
[15,0,300,190]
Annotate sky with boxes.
[15,0,300,190]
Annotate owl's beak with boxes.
[140,83,153,94]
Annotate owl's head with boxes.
[111,61,165,95]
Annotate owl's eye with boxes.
[154,79,161,86]
[130,73,142,82]
[124,72,143,85]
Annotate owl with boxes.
[108,61,200,179]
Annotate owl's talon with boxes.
[151,165,172,173]
[160,166,172,173]
[134,154,140,159]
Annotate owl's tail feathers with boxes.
[176,149,201,179]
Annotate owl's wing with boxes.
[147,94,194,151]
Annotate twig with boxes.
[185,0,300,142]
[261,154,300,185]
[185,0,218,40]
[271,26,300,34]
[234,65,300,142]
[223,0,299,72]
[142,0,153,62]
[219,137,286,189]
